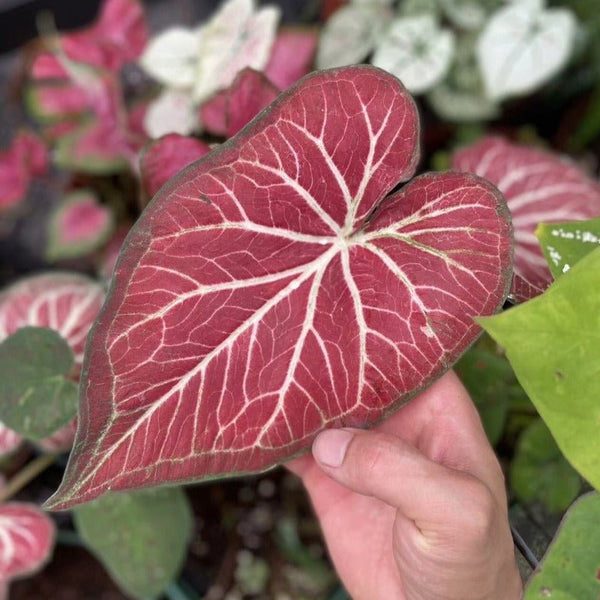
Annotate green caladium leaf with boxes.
[455,346,511,445]
[525,492,600,599]
[536,216,600,279]
[0,327,78,440]
[511,419,581,513]
[478,247,600,490]
[73,487,193,600]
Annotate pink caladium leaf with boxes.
[201,68,279,138]
[51,0,148,72]
[0,502,55,583]
[29,54,146,173]
[264,28,318,90]
[0,274,104,452]
[0,132,49,212]
[47,190,115,261]
[140,134,211,199]
[47,66,512,510]
[0,273,104,370]
[452,136,600,302]
[0,425,22,459]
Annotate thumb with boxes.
[312,428,496,531]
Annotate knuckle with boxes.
[458,478,497,542]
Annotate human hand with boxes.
[287,371,522,600]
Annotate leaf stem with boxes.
[0,452,60,503]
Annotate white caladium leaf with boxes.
[439,0,498,31]
[139,28,199,90]
[316,4,392,69]
[0,503,55,582]
[192,0,280,103]
[143,90,198,139]
[45,66,512,510]
[477,2,577,101]
[372,15,455,95]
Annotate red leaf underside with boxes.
[452,136,600,301]
[48,66,511,510]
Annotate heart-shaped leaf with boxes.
[536,216,600,279]
[316,4,392,69]
[73,487,192,599]
[0,503,55,583]
[47,191,114,261]
[140,134,211,199]
[477,1,577,101]
[372,15,456,95]
[452,136,600,302]
[47,66,512,510]
[0,327,78,440]
[0,273,104,369]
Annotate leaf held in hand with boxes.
[47,66,512,510]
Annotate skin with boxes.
[286,371,523,600]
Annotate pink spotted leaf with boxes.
[140,134,211,199]
[47,66,512,510]
[452,136,600,302]
[0,502,55,584]
[46,190,115,261]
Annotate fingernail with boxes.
[313,429,354,467]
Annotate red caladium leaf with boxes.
[0,273,104,369]
[264,28,318,90]
[140,134,211,198]
[0,502,55,583]
[47,66,511,510]
[0,132,49,212]
[201,69,279,138]
[452,136,600,302]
